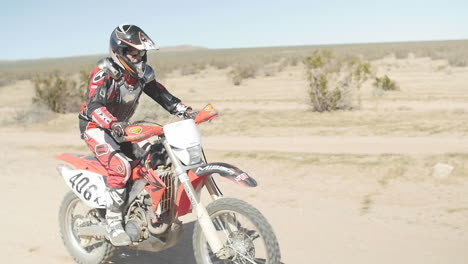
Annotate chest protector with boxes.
[97,58,155,122]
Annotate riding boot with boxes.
[105,187,131,246]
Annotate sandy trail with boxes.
[204,136,468,154]
[2,129,468,155]
[1,128,468,264]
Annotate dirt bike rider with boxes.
[78,24,192,246]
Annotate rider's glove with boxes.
[185,110,198,120]
[174,103,193,119]
[110,121,129,138]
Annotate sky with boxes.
[1,0,467,61]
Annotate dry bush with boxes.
[0,79,14,87]
[0,72,18,87]
[33,70,87,113]
[13,103,56,124]
[263,65,278,77]
[304,50,372,112]
[228,62,261,85]
[394,51,408,59]
[284,56,300,66]
[373,75,399,91]
[180,63,206,76]
[0,103,56,125]
[210,59,229,69]
[180,64,200,76]
[447,56,467,67]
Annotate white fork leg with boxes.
[162,140,224,255]
[179,171,224,253]
[204,176,223,201]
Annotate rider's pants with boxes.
[82,128,131,188]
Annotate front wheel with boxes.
[59,191,115,264]
[193,198,281,264]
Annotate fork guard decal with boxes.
[193,162,257,187]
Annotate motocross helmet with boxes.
[109,24,157,78]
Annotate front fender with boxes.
[192,162,257,187]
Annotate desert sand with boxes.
[1,55,468,264]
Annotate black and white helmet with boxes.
[109,24,157,78]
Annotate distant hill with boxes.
[158,45,209,52]
[1,39,466,80]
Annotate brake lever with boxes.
[185,111,199,120]
[111,131,127,143]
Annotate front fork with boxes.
[162,140,228,257]
[204,174,223,200]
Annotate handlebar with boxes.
[112,104,218,144]
[111,133,127,144]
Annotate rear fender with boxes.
[55,153,108,176]
[193,162,257,187]
[56,164,107,208]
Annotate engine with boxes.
[125,195,152,242]
[124,171,174,243]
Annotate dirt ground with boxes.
[1,56,468,264]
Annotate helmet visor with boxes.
[117,28,157,50]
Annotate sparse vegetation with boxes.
[0,39,466,132]
[447,56,467,67]
[0,72,19,87]
[13,103,56,124]
[0,40,466,85]
[32,71,87,113]
[228,62,261,85]
[180,63,206,76]
[373,75,400,91]
[304,50,372,112]
[210,59,229,70]
[0,79,14,87]
[262,65,278,77]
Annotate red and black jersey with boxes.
[79,58,181,133]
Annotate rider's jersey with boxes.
[79,57,181,133]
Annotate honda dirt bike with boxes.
[56,104,281,264]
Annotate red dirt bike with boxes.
[56,104,281,264]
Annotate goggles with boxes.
[126,49,146,57]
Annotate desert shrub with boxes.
[32,71,86,113]
[228,62,261,85]
[394,50,408,59]
[447,56,467,67]
[180,64,200,76]
[263,65,278,77]
[210,59,229,70]
[1,102,57,125]
[373,75,399,91]
[180,63,206,76]
[284,56,301,67]
[0,79,14,87]
[0,72,17,87]
[230,74,243,86]
[11,103,56,124]
[304,50,372,112]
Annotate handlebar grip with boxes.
[111,131,127,143]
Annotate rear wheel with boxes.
[59,191,115,264]
[193,198,281,264]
